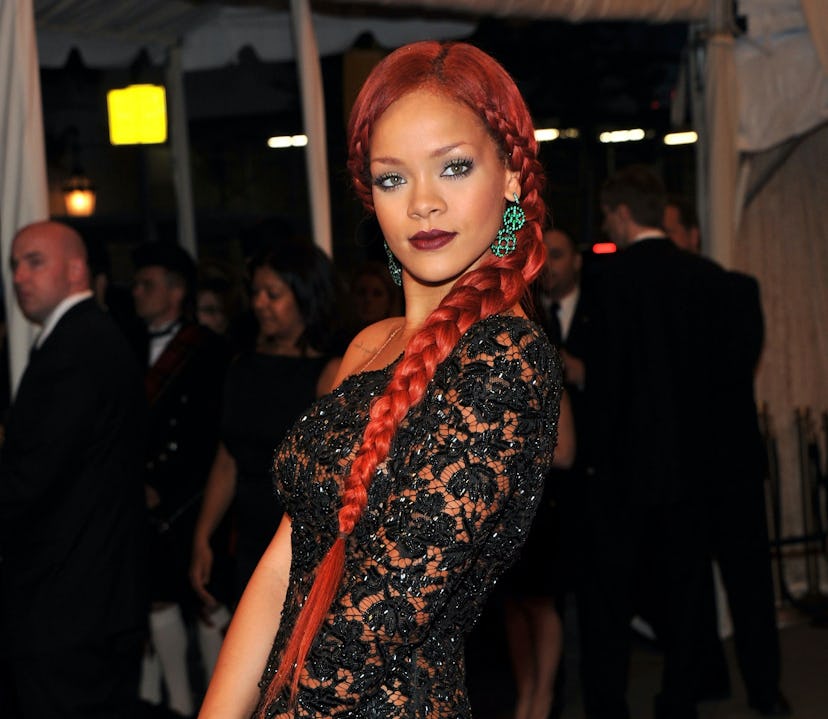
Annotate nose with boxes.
[251,290,267,311]
[12,263,27,287]
[407,180,445,220]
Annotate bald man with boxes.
[0,222,147,718]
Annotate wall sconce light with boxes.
[63,174,97,217]
[107,84,167,145]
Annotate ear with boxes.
[67,257,86,284]
[503,166,521,202]
[616,203,633,223]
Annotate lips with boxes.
[408,230,456,251]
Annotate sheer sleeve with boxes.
[261,315,561,719]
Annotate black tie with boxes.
[547,301,562,346]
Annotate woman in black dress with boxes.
[199,41,563,719]
[190,239,342,611]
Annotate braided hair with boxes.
[261,40,547,710]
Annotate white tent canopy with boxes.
[35,2,477,70]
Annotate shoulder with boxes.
[437,314,562,431]
[41,301,141,383]
[332,317,402,386]
[452,313,561,383]
[727,269,760,294]
[59,296,104,328]
[52,299,124,350]
[458,313,551,354]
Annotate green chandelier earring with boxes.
[491,193,525,257]
[384,241,403,286]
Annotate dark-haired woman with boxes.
[199,41,563,719]
[190,240,341,620]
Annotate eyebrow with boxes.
[371,141,469,166]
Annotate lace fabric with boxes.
[257,314,562,719]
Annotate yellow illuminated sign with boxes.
[107,84,167,145]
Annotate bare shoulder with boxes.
[332,317,403,387]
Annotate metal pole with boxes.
[290,0,332,258]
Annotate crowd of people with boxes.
[0,40,787,719]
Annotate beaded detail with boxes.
[258,314,562,718]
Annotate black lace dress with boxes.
[256,314,562,719]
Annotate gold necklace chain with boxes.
[360,323,404,372]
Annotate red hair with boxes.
[260,40,546,711]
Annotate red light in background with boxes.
[592,242,617,254]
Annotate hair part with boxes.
[260,40,547,711]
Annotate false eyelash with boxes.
[372,173,403,190]
[442,157,474,178]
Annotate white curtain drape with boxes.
[734,121,828,591]
[802,0,828,75]
[0,0,48,395]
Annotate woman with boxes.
[190,238,341,611]
[199,41,563,719]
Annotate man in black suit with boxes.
[579,166,730,719]
[0,221,147,718]
[664,199,788,716]
[131,243,230,716]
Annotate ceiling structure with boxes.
[34,1,695,136]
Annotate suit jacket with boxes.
[0,298,148,657]
[589,237,729,507]
[534,281,595,471]
[562,287,595,466]
[709,270,765,484]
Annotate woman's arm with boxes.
[198,514,293,718]
[551,389,576,469]
[190,442,238,607]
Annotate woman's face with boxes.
[197,290,228,335]
[352,273,392,325]
[369,89,519,289]
[250,267,305,344]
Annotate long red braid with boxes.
[259,41,546,712]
